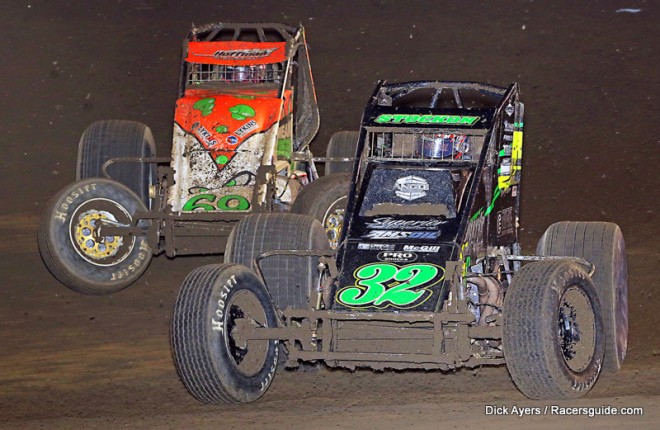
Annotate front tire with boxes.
[537,221,628,372]
[171,264,279,404]
[503,260,605,399]
[38,178,152,294]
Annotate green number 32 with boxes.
[336,263,444,308]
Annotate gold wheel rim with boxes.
[73,210,123,260]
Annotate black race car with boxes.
[171,81,629,403]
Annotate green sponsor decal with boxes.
[336,263,444,308]
[193,98,215,117]
[374,114,480,126]
[229,104,256,121]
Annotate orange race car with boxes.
[39,23,354,294]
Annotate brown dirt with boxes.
[1,1,658,429]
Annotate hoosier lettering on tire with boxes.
[38,178,152,295]
[171,264,280,404]
[503,260,605,399]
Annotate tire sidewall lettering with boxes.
[208,266,278,397]
[53,182,98,223]
[45,179,152,288]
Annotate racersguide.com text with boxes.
[485,405,644,418]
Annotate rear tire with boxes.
[172,264,279,404]
[537,221,628,372]
[504,260,605,399]
[325,131,358,175]
[77,120,156,207]
[38,178,152,294]
[224,213,329,311]
[291,173,351,249]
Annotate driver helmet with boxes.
[415,134,468,158]
[229,65,267,82]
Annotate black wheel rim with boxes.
[225,289,269,376]
[558,285,596,373]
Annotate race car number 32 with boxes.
[336,263,444,308]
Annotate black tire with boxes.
[536,221,628,373]
[38,178,152,294]
[503,260,605,399]
[172,264,279,404]
[291,173,351,249]
[325,130,358,175]
[76,120,156,207]
[224,213,329,311]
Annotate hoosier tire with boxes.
[224,213,329,311]
[38,178,152,294]
[171,264,279,404]
[291,173,351,249]
[537,221,628,372]
[325,130,359,175]
[77,120,156,207]
[503,260,605,399]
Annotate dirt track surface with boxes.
[1,1,658,428]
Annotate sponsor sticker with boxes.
[394,176,429,201]
[357,243,396,251]
[377,251,418,263]
[374,114,480,126]
[365,217,445,231]
[191,122,219,147]
[201,48,278,61]
[363,230,439,240]
[226,135,239,145]
[403,245,441,253]
[234,119,259,137]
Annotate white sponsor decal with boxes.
[191,122,219,147]
[363,230,439,240]
[234,119,259,137]
[366,217,445,230]
[377,251,418,263]
[394,176,428,201]
[357,243,396,251]
[403,245,441,253]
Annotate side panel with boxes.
[460,88,522,266]
[490,101,524,246]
